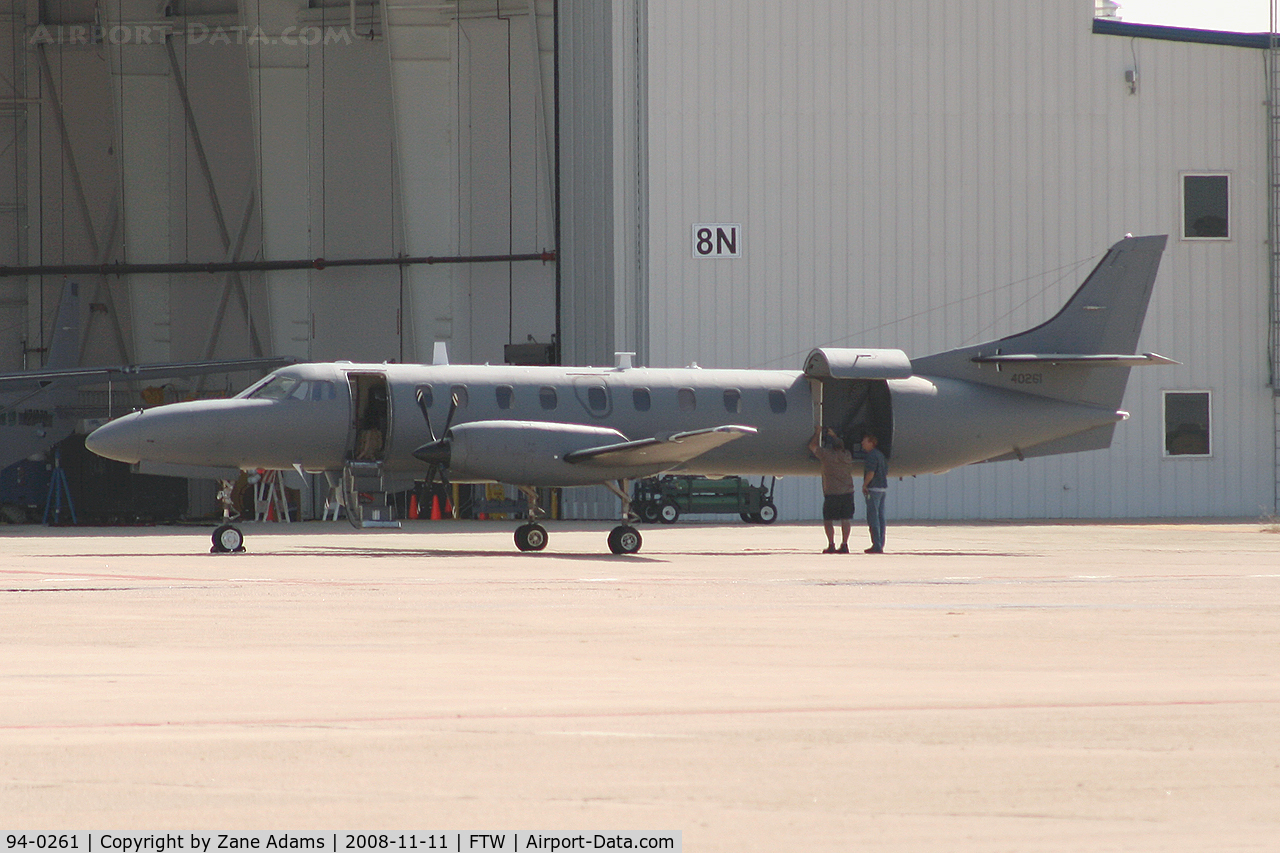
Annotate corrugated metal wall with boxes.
[643,0,1272,519]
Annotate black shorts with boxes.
[822,493,855,520]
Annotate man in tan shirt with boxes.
[809,426,855,553]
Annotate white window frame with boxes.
[1180,172,1230,241]
[1162,389,1212,458]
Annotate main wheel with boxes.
[658,501,680,524]
[514,523,549,552]
[211,523,245,554]
[607,525,643,555]
[757,502,778,524]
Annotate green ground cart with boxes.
[632,475,777,524]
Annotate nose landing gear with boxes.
[211,523,246,554]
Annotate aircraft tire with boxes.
[211,524,246,554]
[757,502,778,524]
[514,522,548,552]
[608,525,643,555]
[658,501,680,524]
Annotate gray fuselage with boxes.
[85,360,1127,485]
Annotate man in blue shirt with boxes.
[860,433,888,554]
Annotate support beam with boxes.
[165,37,265,359]
[384,2,460,362]
[104,0,171,364]
[242,0,313,361]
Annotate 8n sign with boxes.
[692,223,742,258]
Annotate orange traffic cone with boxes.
[430,494,442,520]
[409,493,419,519]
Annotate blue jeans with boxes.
[865,489,886,550]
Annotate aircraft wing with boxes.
[0,356,296,390]
[564,424,757,470]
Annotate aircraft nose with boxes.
[85,412,149,464]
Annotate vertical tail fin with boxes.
[911,235,1170,410]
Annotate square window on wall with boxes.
[1182,174,1229,240]
[1163,391,1211,457]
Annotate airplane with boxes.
[0,281,294,472]
[85,234,1174,555]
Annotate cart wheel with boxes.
[659,501,680,524]
[639,502,660,524]
[740,512,755,523]
[757,502,778,524]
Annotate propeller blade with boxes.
[443,391,460,433]
[415,387,436,442]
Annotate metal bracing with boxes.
[34,43,133,365]
[164,36,266,361]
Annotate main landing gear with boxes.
[514,521,548,551]
[603,479,643,555]
[511,482,643,555]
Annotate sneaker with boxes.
[864,546,883,554]
[836,544,849,553]
[822,545,836,554]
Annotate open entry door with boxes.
[347,372,391,461]
[819,379,893,458]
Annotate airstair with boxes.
[341,460,402,529]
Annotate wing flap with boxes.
[564,424,757,470]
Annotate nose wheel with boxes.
[211,523,246,554]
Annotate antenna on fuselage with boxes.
[432,341,449,366]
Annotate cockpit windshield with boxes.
[240,374,338,401]
[246,375,305,400]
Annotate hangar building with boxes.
[1,0,1274,520]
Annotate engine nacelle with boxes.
[446,420,630,486]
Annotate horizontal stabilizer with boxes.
[565,425,757,470]
[971,352,1178,367]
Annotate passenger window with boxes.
[451,385,469,408]
[678,388,697,412]
[586,385,608,412]
[632,388,651,411]
[540,386,558,410]
[768,389,788,414]
[723,389,741,413]
[417,384,433,407]
[496,385,514,410]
